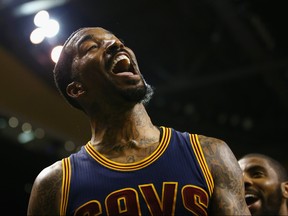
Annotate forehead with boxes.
[239,157,276,173]
[66,27,117,49]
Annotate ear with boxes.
[66,81,86,99]
[281,181,288,198]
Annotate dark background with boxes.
[0,0,287,214]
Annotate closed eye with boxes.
[87,44,98,52]
[251,170,266,178]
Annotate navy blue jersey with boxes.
[60,127,214,215]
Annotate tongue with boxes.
[115,72,134,76]
[113,59,130,74]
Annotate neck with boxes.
[89,103,160,156]
[278,199,288,215]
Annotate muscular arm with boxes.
[27,160,62,216]
[199,135,250,215]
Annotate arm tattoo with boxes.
[199,136,249,215]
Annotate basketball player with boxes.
[239,153,288,215]
[27,27,250,215]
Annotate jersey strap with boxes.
[189,134,214,196]
[60,157,71,215]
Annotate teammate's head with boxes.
[238,153,288,215]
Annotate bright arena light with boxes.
[30,10,60,44]
[30,27,45,44]
[43,19,59,38]
[34,10,49,27]
[51,45,63,63]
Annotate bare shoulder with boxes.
[197,134,240,182]
[197,135,236,167]
[197,135,250,215]
[27,160,63,216]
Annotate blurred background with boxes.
[0,0,287,214]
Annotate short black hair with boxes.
[240,153,288,182]
[53,28,86,111]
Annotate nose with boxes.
[104,40,124,54]
[243,173,253,187]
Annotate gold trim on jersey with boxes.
[84,127,171,171]
[189,134,214,196]
[60,157,71,216]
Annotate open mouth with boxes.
[111,54,135,75]
[245,194,259,206]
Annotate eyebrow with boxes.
[77,34,94,49]
[247,165,267,173]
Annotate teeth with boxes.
[245,194,256,198]
[111,55,130,70]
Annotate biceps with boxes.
[210,149,248,214]
[210,187,247,215]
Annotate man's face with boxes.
[66,27,149,107]
[238,156,282,216]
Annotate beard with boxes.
[113,72,154,105]
[259,187,282,216]
[119,81,154,105]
